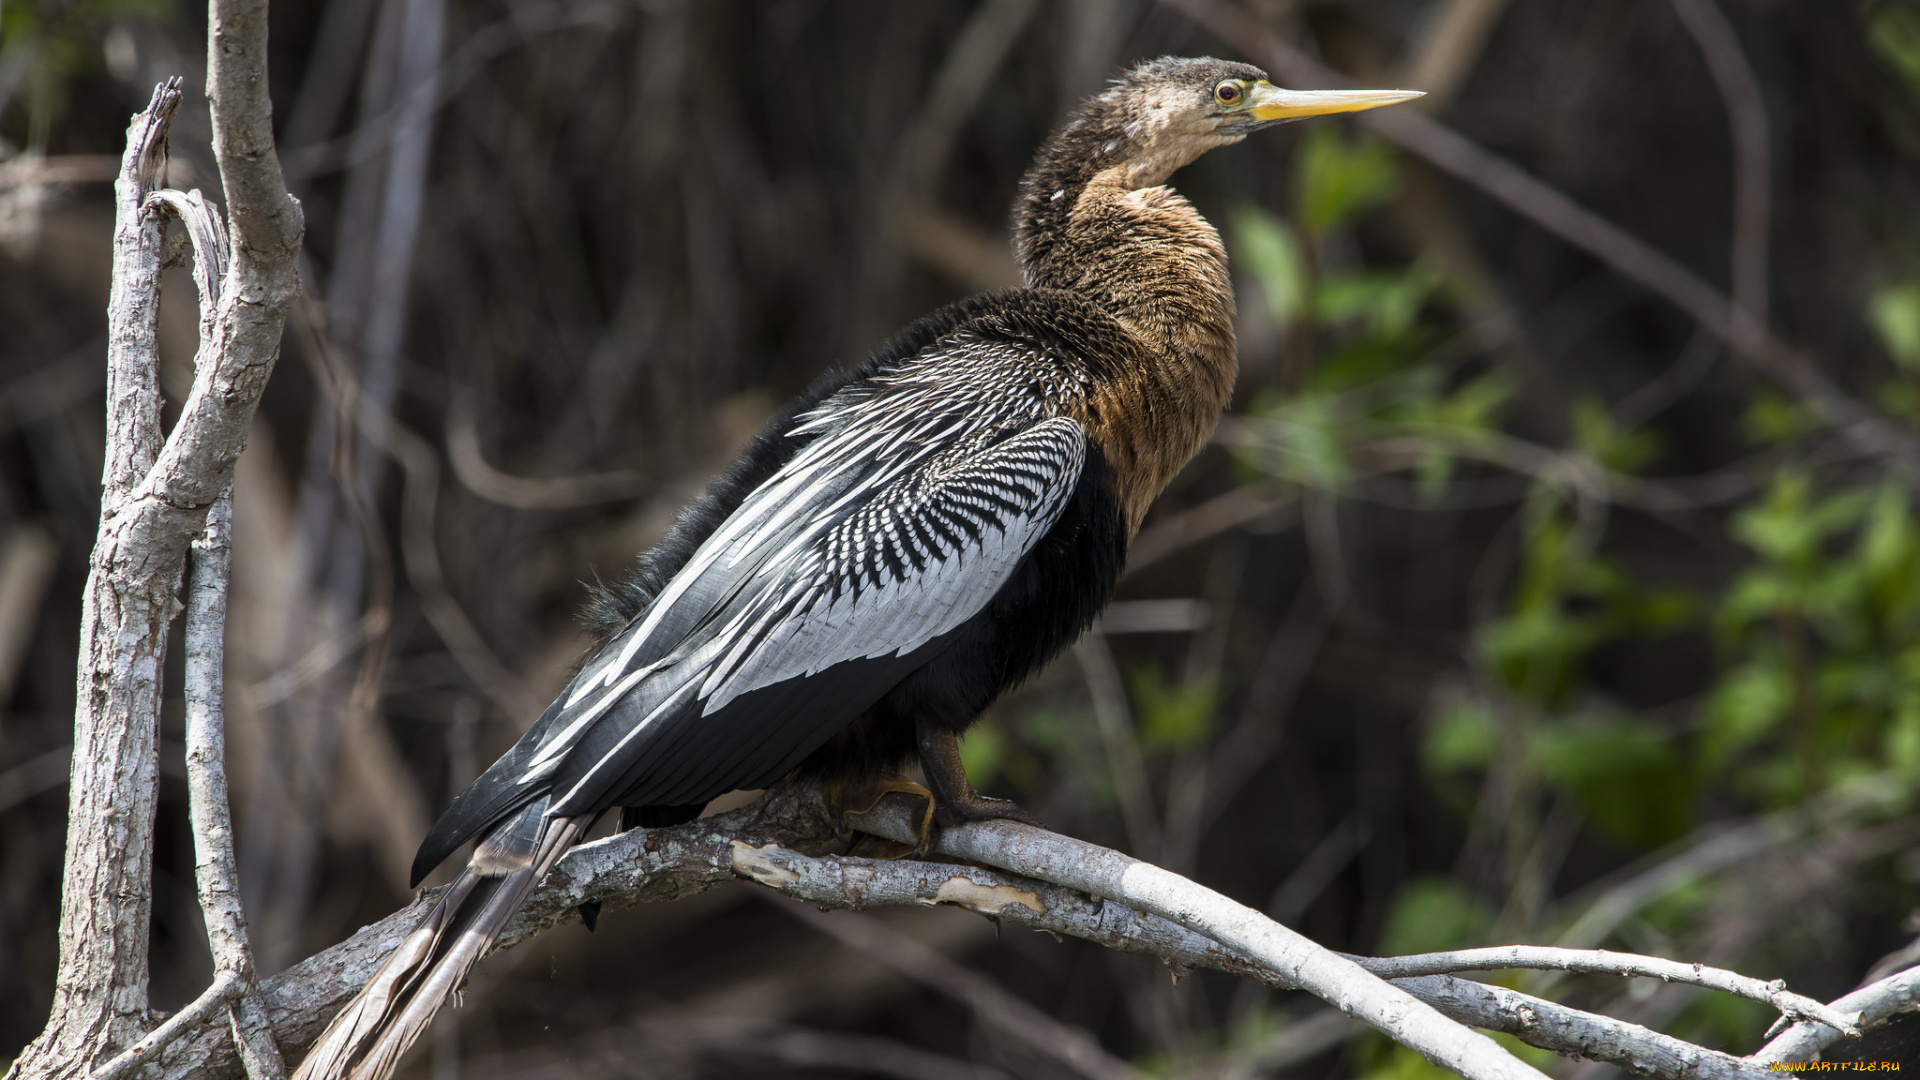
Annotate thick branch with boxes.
[7,83,188,1080]
[14,0,303,1065]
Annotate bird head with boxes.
[1067,56,1424,190]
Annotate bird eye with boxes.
[1214,81,1243,105]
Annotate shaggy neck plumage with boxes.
[1008,87,1243,534]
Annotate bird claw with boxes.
[930,791,1045,832]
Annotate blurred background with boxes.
[4,0,1920,1075]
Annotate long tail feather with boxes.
[292,810,587,1080]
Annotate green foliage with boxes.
[1231,204,1307,326]
[1423,699,1499,776]
[957,719,1005,788]
[1572,397,1661,474]
[1293,125,1398,236]
[1479,501,1694,710]
[1378,877,1494,956]
[1127,663,1218,751]
[2,0,173,150]
[1743,388,1821,444]
[1239,388,1352,489]
[1870,281,1920,368]
[1870,4,1920,98]
[1532,715,1690,847]
[1703,473,1920,799]
[1014,704,1116,808]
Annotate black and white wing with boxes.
[413,352,1086,881]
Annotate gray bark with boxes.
[7,0,303,1069]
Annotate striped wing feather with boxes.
[414,355,1085,881]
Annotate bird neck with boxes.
[1013,153,1238,536]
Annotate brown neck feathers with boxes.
[1017,157,1239,536]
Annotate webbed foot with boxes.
[823,772,936,857]
[917,716,1047,833]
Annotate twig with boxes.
[1397,975,1775,1080]
[1669,0,1771,347]
[1354,946,1857,1035]
[766,896,1144,1080]
[1396,0,1515,112]
[1752,965,1920,1064]
[1123,484,1298,580]
[182,490,288,1080]
[445,388,649,509]
[1156,0,1920,473]
[293,295,546,722]
[91,972,249,1080]
[1073,633,1165,863]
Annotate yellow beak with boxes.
[1245,83,1425,122]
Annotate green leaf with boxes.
[1128,664,1218,751]
[1424,700,1499,775]
[1870,6,1920,97]
[1294,125,1398,235]
[1870,283,1920,369]
[1531,716,1691,848]
[1315,266,1438,338]
[1240,392,1350,489]
[1702,662,1793,767]
[1742,389,1817,444]
[1378,878,1492,956]
[1572,397,1661,474]
[1231,204,1307,326]
[958,721,1005,788]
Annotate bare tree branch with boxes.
[1753,965,1920,1064]
[137,781,1912,1080]
[839,806,1549,1079]
[1395,975,1774,1080]
[1354,946,1856,1035]
[9,0,304,1066]
[1669,0,1771,342]
[6,80,188,1080]
[182,489,288,1080]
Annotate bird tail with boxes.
[292,803,587,1080]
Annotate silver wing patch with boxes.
[696,416,1086,712]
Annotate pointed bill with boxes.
[1246,84,1425,121]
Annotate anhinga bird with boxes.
[294,57,1420,1080]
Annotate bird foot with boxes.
[930,789,1045,832]
[824,773,937,858]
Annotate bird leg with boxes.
[916,716,1044,831]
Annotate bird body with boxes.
[293,57,1421,1080]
